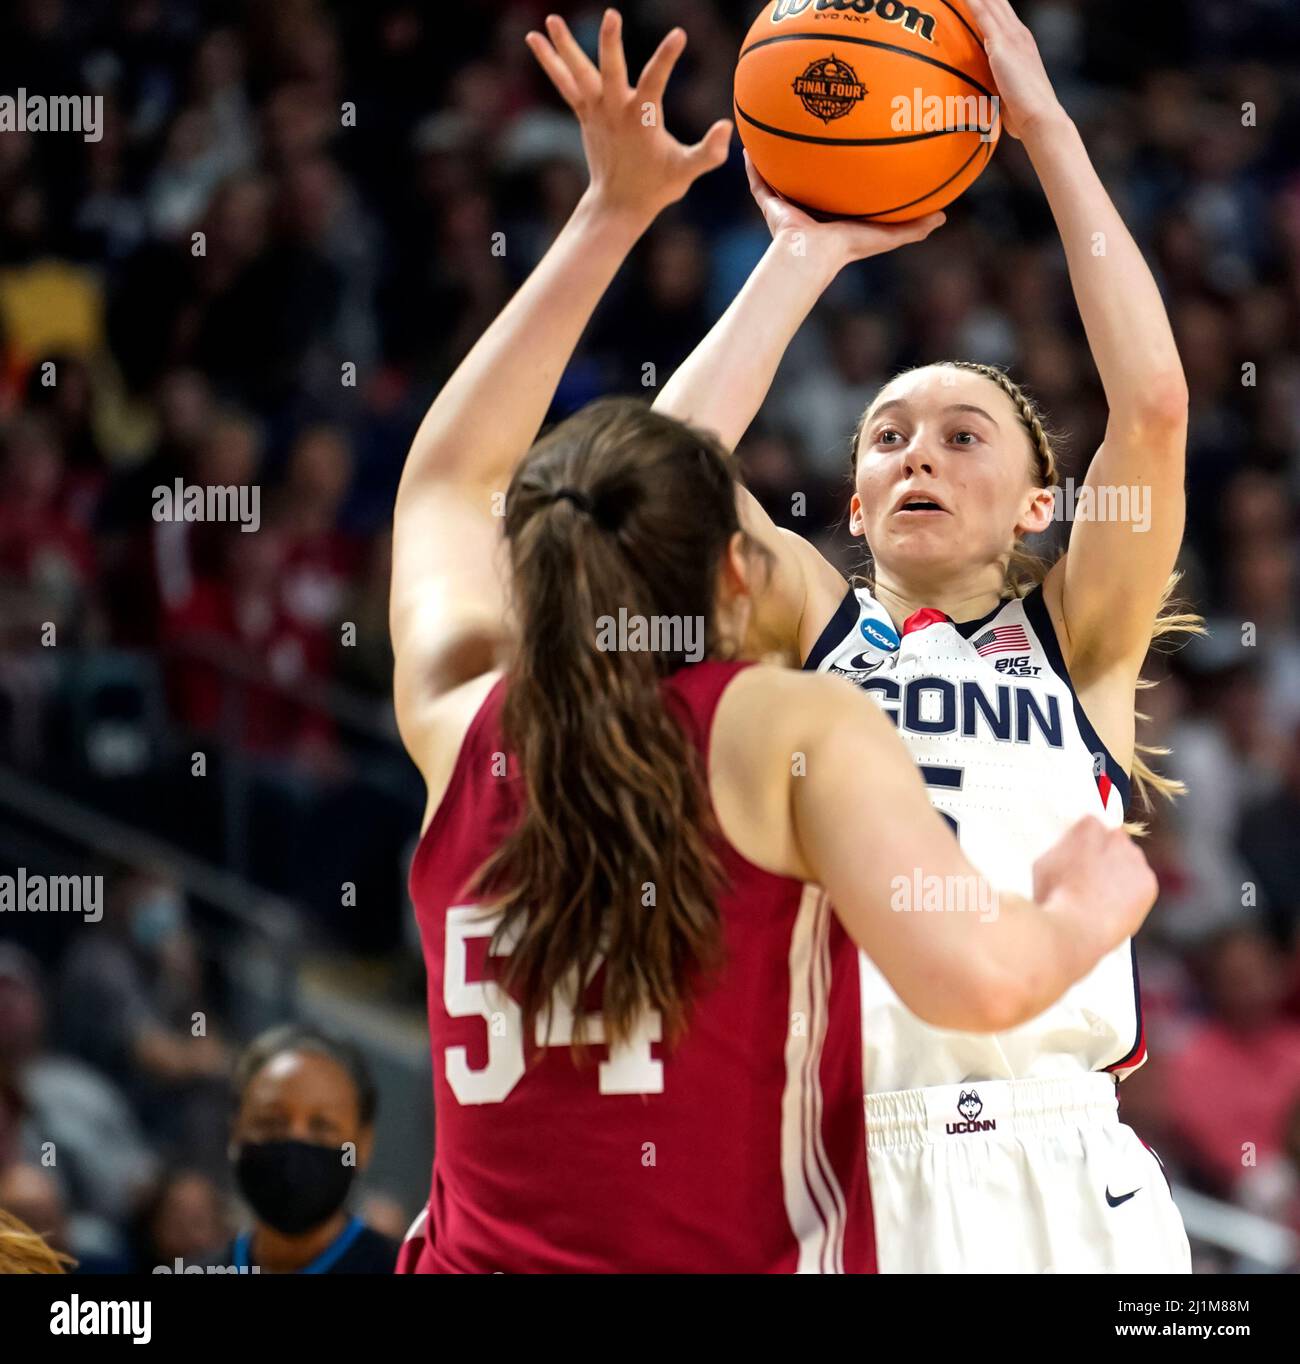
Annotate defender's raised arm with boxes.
[389,12,732,770]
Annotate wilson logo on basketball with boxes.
[792,55,866,123]
[771,0,936,44]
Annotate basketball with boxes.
[734,0,1002,221]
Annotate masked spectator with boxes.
[225,1024,398,1274]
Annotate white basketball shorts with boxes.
[865,1073,1192,1273]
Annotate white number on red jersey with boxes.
[443,905,663,1104]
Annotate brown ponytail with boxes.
[473,398,749,1051]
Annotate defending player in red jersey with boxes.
[387,11,1157,1273]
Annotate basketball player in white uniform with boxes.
[654,0,1193,1271]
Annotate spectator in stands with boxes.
[22,352,106,524]
[163,524,337,762]
[274,423,360,643]
[130,1168,230,1274]
[0,944,156,1229]
[161,405,264,613]
[771,310,890,479]
[56,868,232,1177]
[225,1024,398,1274]
[97,367,220,646]
[1165,644,1282,942]
[335,528,393,702]
[1166,928,1300,1194]
[1239,719,1300,948]
[0,412,98,645]
[1238,1090,1300,1253]
[1225,523,1300,734]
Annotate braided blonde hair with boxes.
[853,360,1204,823]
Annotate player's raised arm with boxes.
[746,670,1157,1032]
[390,11,731,771]
[655,157,943,454]
[968,0,1187,673]
[653,160,944,658]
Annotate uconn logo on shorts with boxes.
[946,1088,997,1136]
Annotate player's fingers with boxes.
[743,149,767,197]
[683,118,733,177]
[964,0,1007,37]
[837,212,942,259]
[597,8,628,92]
[742,152,791,215]
[875,211,946,245]
[525,31,583,110]
[545,13,602,102]
[637,26,686,107]
[974,0,1029,45]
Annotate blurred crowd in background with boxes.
[1,0,1299,1272]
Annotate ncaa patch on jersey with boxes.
[860,618,900,653]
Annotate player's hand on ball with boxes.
[525,10,732,220]
[1032,816,1158,947]
[965,0,1064,141]
[744,152,944,268]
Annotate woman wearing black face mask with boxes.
[226,1025,398,1274]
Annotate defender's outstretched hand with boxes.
[527,10,733,218]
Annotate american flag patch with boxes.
[973,624,1030,657]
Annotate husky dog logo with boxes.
[792,55,866,124]
[947,1086,995,1134]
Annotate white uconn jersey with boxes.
[805,584,1145,1093]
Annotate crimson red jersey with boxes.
[398,660,873,1273]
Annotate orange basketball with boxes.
[734,0,1002,222]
